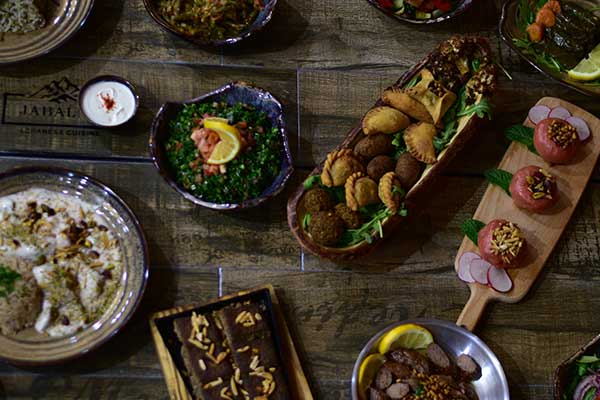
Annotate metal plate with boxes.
[351,318,510,400]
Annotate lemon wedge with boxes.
[568,44,600,81]
[358,353,386,399]
[205,118,242,165]
[377,323,434,354]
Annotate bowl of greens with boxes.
[149,82,293,211]
[500,0,600,96]
[142,0,277,47]
[365,0,473,24]
[555,333,600,400]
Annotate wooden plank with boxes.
[0,157,302,269]
[455,98,600,331]
[0,61,297,159]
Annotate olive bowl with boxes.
[142,0,278,47]
[351,318,510,400]
[149,81,294,211]
[364,0,473,25]
[499,0,600,97]
[554,333,600,399]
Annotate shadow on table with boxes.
[221,0,308,60]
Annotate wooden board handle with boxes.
[456,288,490,331]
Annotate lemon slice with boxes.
[357,353,386,399]
[205,119,242,165]
[568,44,600,81]
[377,323,434,354]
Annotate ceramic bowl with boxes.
[500,0,600,97]
[0,167,149,365]
[364,0,473,24]
[554,333,600,399]
[142,0,277,47]
[0,0,94,64]
[351,318,510,400]
[149,81,294,211]
[79,75,140,127]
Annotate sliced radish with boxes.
[487,266,513,293]
[549,107,571,120]
[566,116,591,142]
[457,252,479,283]
[470,259,492,285]
[528,105,551,125]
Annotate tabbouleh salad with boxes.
[165,101,282,204]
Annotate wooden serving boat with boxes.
[287,37,498,261]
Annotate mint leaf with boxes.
[484,169,513,196]
[505,124,538,155]
[461,219,486,246]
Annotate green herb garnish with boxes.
[456,97,493,120]
[392,130,408,159]
[461,219,486,246]
[505,124,538,154]
[303,175,321,190]
[484,169,513,196]
[0,265,21,298]
[404,74,421,89]
[302,213,311,230]
[339,203,407,246]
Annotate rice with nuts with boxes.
[0,0,46,33]
[0,188,123,338]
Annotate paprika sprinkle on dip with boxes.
[80,78,138,127]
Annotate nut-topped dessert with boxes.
[172,298,289,400]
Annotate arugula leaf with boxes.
[461,219,486,246]
[457,97,493,119]
[404,74,421,89]
[471,58,481,72]
[505,124,539,155]
[484,169,513,196]
[339,202,407,247]
[392,130,408,159]
[578,355,600,364]
[0,265,21,298]
[303,175,321,190]
[302,213,311,230]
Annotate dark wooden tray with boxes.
[150,285,313,400]
[287,37,496,261]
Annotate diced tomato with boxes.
[377,0,394,9]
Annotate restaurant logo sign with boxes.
[2,77,95,129]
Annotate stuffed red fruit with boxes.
[477,219,527,269]
[509,165,558,213]
[534,118,580,164]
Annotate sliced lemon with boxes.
[357,353,386,399]
[568,44,600,81]
[205,119,242,165]
[377,323,434,354]
[203,117,230,125]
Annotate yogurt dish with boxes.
[79,76,139,127]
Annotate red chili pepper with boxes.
[377,0,394,9]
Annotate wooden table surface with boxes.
[1,1,599,399]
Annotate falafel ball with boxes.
[367,155,396,181]
[301,188,334,213]
[354,134,394,160]
[334,203,363,229]
[308,211,345,246]
[395,152,423,190]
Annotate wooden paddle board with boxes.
[455,97,600,331]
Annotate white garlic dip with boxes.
[80,80,137,127]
